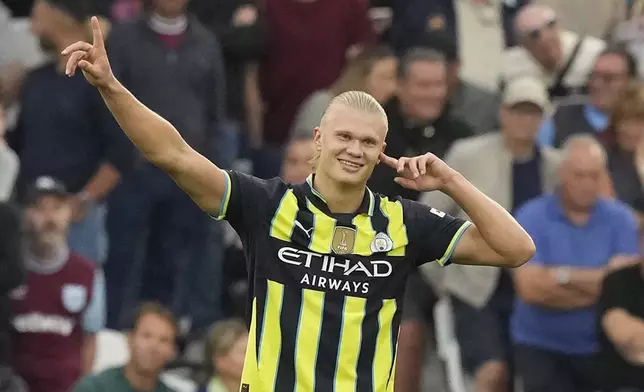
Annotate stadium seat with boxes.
[433,297,469,392]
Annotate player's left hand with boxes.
[379,152,458,192]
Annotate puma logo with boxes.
[294,220,313,238]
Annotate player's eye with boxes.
[338,133,350,141]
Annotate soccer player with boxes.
[62,18,535,392]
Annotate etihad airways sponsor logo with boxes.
[13,312,75,336]
[277,247,392,277]
[277,246,394,295]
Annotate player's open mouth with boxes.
[338,159,364,172]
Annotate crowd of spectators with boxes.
[1,0,644,391]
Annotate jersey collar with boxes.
[304,175,376,216]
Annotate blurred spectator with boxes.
[190,0,261,138]
[0,202,23,382]
[536,0,618,40]
[598,261,644,392]
[368,47,473,201]
[105,0,226,330]
[291,45,397,139]
[199,319,248,392]
[281,133,315,185]
[512,136,640,392]
[604,82,644,222]
[420,77,559,392]
[372,0,458,52]
[12,177,105,392]
[245,0,375,179]
[8,0,133,265]
[538,47,637,148]
[408,31,500,135]
[72,302,177,392]
[501,4,605,103]
[0,105,18,201]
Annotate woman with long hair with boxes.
[290,45,397,139]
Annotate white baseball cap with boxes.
[503,77,550,112]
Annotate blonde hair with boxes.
[205,319,247,359]
[310,91,388,170]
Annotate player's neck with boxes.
[123,362,158,391]
[313,172,365,214]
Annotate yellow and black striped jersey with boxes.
[214,171,471,392]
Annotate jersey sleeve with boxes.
[402,198,472,267]
[211,170,287,235]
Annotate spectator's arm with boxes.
[82,269,106,373]
[536,117,556,147]
[602,309,644,365]
[514,264,599,309]
[202,2,262,59]
[84,91,134,202]
[245,63,263,149]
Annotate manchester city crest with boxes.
[370,232,394,253]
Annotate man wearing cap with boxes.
[500,4,605,103]
[419,77,560,392]
[7,0,133,265]
[10,176,106,392]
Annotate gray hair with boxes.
[560,134,607,165]
[398,47,447,80]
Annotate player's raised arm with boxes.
[380,152,535,268]
[61,17,226,215]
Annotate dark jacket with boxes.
[368,97,474,201]
[189,0,262,121]
[107,15,226,162]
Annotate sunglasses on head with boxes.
[522,19,557,41]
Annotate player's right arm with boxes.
[62,17,226,215]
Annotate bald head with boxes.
[514,4,557,36]
[560,135,606,167]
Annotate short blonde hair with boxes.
[311,91,388,170]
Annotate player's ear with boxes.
[313,127,322,150]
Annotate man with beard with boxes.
[11,176,105,392]
[72,302,177,392]
[7,0,133,265]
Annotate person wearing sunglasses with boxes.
[500,4,606,104]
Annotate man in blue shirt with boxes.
[537,48,637,148]
[512,134,640,392]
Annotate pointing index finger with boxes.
[90,16,105,50]
[378,152,397,168]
